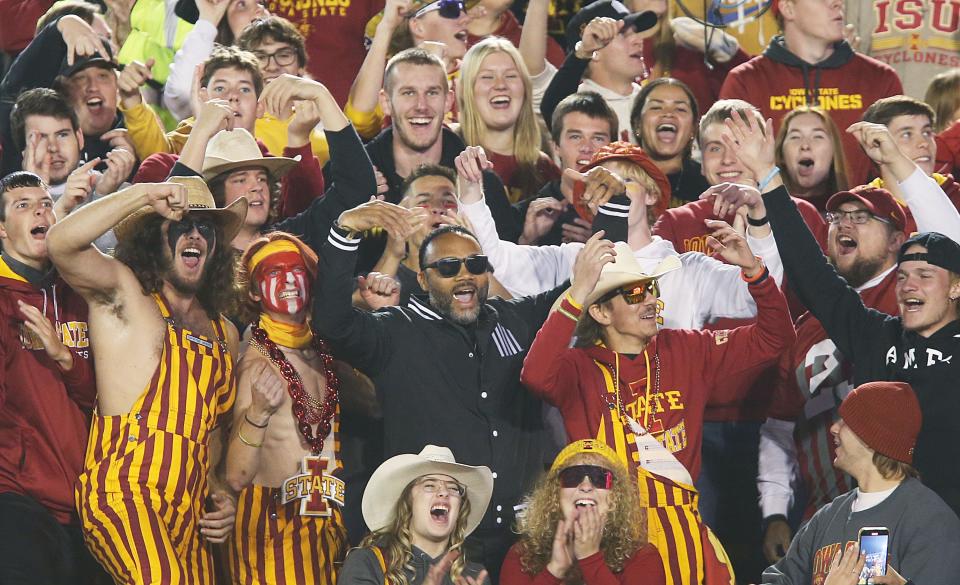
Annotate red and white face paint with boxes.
[255,251,310,317]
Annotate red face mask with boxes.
[255,251,310,316]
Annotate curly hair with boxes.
[514,453,646,582]
[358,480,472,585]
[114,214,239,319]
[235,232,319,325]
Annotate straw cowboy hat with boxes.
[201,128,300,182]
[114,176,248,243]
[581,242,681,307]
[362,445,493,536]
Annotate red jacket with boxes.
[520,274,795,481]
[720,38,902,186]
[500,544,665,585]
[0,257,95,524]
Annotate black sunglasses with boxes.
[558,465,614,490]
[422,254,490,278]
[169,216,217,240]
[413,0,465,18]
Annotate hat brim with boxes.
[202,155,301,182]
[583,254,681,307]
[113,196,249,245]
[623,10,659,34]
[361,454,493,536]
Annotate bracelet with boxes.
[746,214,769,227]
[741,256,767,284]
[757,166,781,191]
[237,429,263,448]
[574,41,593,60]
[244,413,269,429]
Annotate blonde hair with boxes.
[358,480,472,585]
[515,453,647,582]
[924,69,960,132]
[775,106,849,196]
[457,37,543,200]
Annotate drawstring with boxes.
[41,288,48,318]
[52,283,60,323]
[812,67,823,108]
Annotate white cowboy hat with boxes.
[201,128,300,181]
[581,242,681,307]
[362,445,494,536]
[113,175,248,243]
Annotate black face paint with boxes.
[166,216,217,257]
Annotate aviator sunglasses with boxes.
[413,0,465,19]
[422,254,491,278]
[558,465,614,490]
[598,280,660,305]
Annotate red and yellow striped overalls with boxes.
[76,294,235,585]
[228,405,347,584]
[594,362,735,585]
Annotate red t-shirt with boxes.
[265,0,385,106]
[486,150,562,204]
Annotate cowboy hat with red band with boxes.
[572,142,673,222]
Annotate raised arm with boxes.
[456,146,573,296]
[345,0,409,136]
[848,121,960,242]
[46,182,188,300]
[518,0,550,76]
[312,200,423,372]
[163,0,225,119]
[725,110,888,362]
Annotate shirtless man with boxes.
[225,232,346,584]
[45,175,245,584]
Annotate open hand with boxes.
[95,148,136,196]
[18,300,72,369]
[337,199,423,240]
[546,517,575,578]
[57,15,111,66]
[721,109,777,185]
[573,501,603,559]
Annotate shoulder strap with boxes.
[371,546,388,585]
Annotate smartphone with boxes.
[858,527,889,585]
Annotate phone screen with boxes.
[858,533,889,584]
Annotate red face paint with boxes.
[255,251,310,316]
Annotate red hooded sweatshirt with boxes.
[0,256,95,524]
[520,273,795,481]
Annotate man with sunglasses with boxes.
[521,230,795,585]
[315,197,568,581]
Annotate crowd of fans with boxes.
[1,0,960,584]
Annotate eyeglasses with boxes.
[825,209,890,226]
[558,465,614,490]
[416,477,466,497]
[412,0,465,19]
[252,47,299,68]
[598,280,660,305]
[422,254,490,278]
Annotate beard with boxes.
[162,255,207,295]
[428,282,489,325]
[831,253,889,289]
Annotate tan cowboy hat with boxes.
[362,445,493,536]
[201,128,300,182]
[581,242,681,307]
[114,176,248,243]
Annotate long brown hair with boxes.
[114,214,239,319]
[358,480,473,585]
[775,106,849,196]
[514,454,647,582]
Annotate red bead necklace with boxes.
[250,324,340,455]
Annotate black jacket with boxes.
[314,224,565,534]
[764,185,960,516]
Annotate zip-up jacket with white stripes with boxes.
[314,225,566,535]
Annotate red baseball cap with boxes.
[578,141,672,220]
[826,186,907,232]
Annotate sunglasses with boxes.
[169,216,217,240]
[558,465,614,490]
[422,254,490,278]
[598,280,660,305]
[413,0,465,19]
